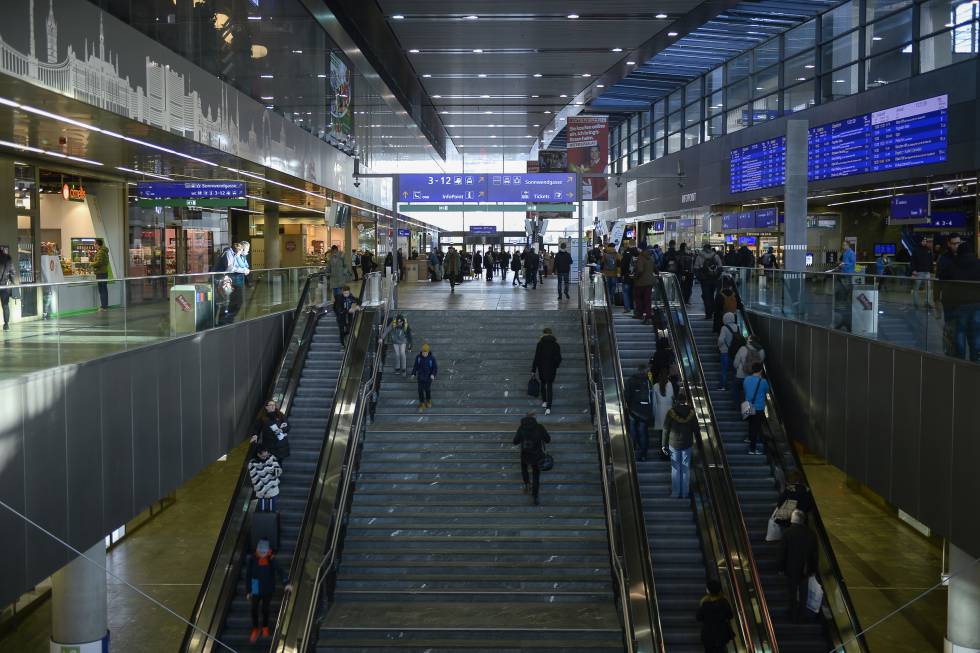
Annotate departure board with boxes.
[729,137,786,193]
[754,208,778,228]
[730,95,948,192]
[721,213,739,230]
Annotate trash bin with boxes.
[850,284,879,336]
[170,284,213,335]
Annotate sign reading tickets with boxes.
[567,115,609,200]
[397,173,575,203]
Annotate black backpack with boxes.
[727,325,746,356]
[680,253,694,274]
[213,247,231,273]
[704,258,721,279]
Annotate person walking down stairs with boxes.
[512,413,552,506]
[531,327,562,415]
[411,343,438,411]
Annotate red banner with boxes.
[567,115,609,200]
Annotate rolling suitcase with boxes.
[251,506,280,551]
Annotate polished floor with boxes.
[0,444,246,653]
[802,452,947,652]
[395,272,576,311]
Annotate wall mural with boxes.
[0,0,386,205]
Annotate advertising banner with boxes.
[567,115,609,200]
[330,52,354,148]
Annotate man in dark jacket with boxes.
[360,249,374,278]
[251,400,290,462]
[245,538,291,643]
[662,239,679,274]
[663,393,697,498]
[620,241,638,314]
[632,248,656,323]
[444,247,462,292]
[332,286,360,345]
[531,327,562,414]
[909,236,933,310]
[625,365,653,461]
[411,343,438,410]
[779,510,819,623]
[510,249,523,286]
[523,248,540,289]
[553,242,573,300]
[499,250,511,282]
[0,246,14,330]
[695,244,723,320]
[696,579,735,653]
[512,413,551,505]
[735,245,755,269]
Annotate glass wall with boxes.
[611,0,978,173]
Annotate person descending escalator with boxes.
[651,368,675,461]
[678,243,695,304]
[717,312,742,392]
[694,244,723,320]
[244,538,291,644]
[512,412,551,506]
[625,364,653,462]
[742,363,769,456]
[662,392,697,499]
[713,276,742,334]
[251,400,290,463]
[333,286,361,346]
[732,334,765,406]
[696,578,735,653]
[248,446,282,513]
[773,470,815,530]
[779,510,818,624]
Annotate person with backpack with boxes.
[523,247,541,290]
[531,327,562,415]
[554,242,572,300]
[444,246,462,292]
[248,445,282,512]
[510,248,523,286]
[625,364,653,462]
[332,285,360,346]
[713,276,742,334]
[662,392,697,499]
[663,240,679,274]
[717,312,742,391]
[513,413,551,506]
[325,245,351,300]
[651,244,664,270]
[244,538,291,643]
[384,313,414,375]
[600,242,620,302]
[732,335,765,406]
[620,240,638,314]
[735,244,755,269]
[743,363,769,455]
[678,242,695,304]
[632,247,656,323]
[760,246,778,270]
[411,343,438,411]
[695,244,723,320]
[696,579,735,653]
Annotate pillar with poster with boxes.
[566,115,609,201]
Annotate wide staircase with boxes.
[317,310,624,652]
[220,315,345,651]
[689,313,829,652]
[612,311,709,652]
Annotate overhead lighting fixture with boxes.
[626,61,636,65]
[392,14,405,19]
[292,50,303,54]
[804,64,815,69]
[484,110,493,114]
[422,73,432,78]
[582,73,591,77]
[656,13,668,19]
[597,84,605,88]
[260,74,274,79]
[567,14,580,19]
[246,16,262,21]
[465,15,479,20]
[531,94,540,98]
[533,124,540,127]
[473,49,483,53]
[317,73,326,78]
[872,36,883,41]
[533,73,543,77]
[797,77,806,81]
[478,73,487,78]
[432,95,442,98]
[560,94,568,98]
[611,47,623,53]
[481,94,490,98]
[409,49,420,53]
[544,110,552,114]
[261,95,274,100]
[667,32,678,37]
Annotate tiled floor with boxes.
[0,444,247,653]
[395,273,575,311]
[802,452,947,652]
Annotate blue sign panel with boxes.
[486,173,577,202]
[754,208,778,228]
[930,211,968,228]
[891,193,929,220]
[397,228,411,237]
[721,213,738,231]
[469,225,497,234]
[651,220,665,231]
[809,115,872,181]
[137,180,246,198]
[678,217,697,228]
[730,137,786,193]
[738,236,758,246]
[398,174,488,202]
[737,211,755,229]
[871,96,948,172]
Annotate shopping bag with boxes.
[527,375,540,398]
[540,453,554,472]
[773,498,798,523]
[806,576,824,613]
[765,513,782,542]
[740,400,756,420]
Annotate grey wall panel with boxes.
[158,351,182,496]
[200,334,224,466]
[780,321,798,396]
[232,327,252,439]
[917,357,955,539]
[808,328,829,457]
[824,333,848,470]
[178,342,203,478]
[865,343,895,500]
[0,381,28,607]
[216,329,238,457]
[131,349,161,514]
[843,340,870,482]
[22,369,70,586]
[65,363,105,551]
[951,364,980,556]
[101,356,135,531]
[887,350,922,516]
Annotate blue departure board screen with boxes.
[730,137,786,193]
[737,211,755,229]
[754,208,778,228]
[730,95,948,193]
[721,213,738,230]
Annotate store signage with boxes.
[399,204,576,213]
[681,192,697,204]
[397,229,411,237]
[62,183,86,202]
[890,193,929,221]
[678,218,697,228]
[397,173,576,204]
[136,181,246,208]
[469,225,497,234]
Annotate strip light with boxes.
[116,166,171,180]
[246,194,315,212]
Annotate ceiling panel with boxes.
[408,52,625,76]
[390,22,668,50]
[378,1,698,15]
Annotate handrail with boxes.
[656,273,779,653]
[578,272,662,653]
[180,271,326,653]
[734,300,870,653]
[9,265,320,290]
[271,275,395,653]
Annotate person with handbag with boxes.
[512,413,551,506]
[774,471,814,528]
[531,327,562,415]
[742,363,769,455]
[779,510,818,623]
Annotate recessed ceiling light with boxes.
[597,84,605,88]
[797,77,806,81]
[247,16,262,21]
[872,36,883,41]
[473,49,483,53]
[582,73,591,77]
[465,15,479,20]
[485,110,493,114]
[260,74,274,79]
[611,47,623,53]
[481,94,490,98]
[560,94,568,98]
[422,73,432,78]
[755,86,764,90]
[531,94,540,98]
[567,14,580,19]
[409,49,420,53]
[292,50,303,54]
[490,135,497,138]
[317,73,326,78]
[656,13,668,19]
[392,14,405,20]
[533,124,540,127]
[478,73,487,78]
[261,96,274,100]
[544,110,552,114]
[804,64,815,69]
[626,61,636,65]
[667,31,678,37]
[441,110,449,113]
[533,73,543,77]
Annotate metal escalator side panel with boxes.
[737,305,869,653]
[655,273,779,653]
[580,292,666,653]
[181,272,326,653]
[271,305,379,653]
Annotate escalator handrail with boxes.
[597,277,762,653]
[733,298,870,653]
[578,274,664,653]
[180,271,326,653]
[271,276,395,652]
[656,273,780,653]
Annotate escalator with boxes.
[671,274,868,653]
[181,273,380,653]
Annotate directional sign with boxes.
[469,226,497,234]
[398,174,488,202]
[486,173,577,202]
[137,181,246,199]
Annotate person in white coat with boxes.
[650,368,675,455]
[732,335,765,406]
